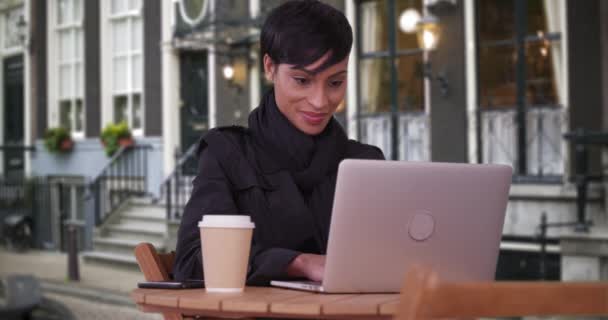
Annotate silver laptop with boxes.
[270,159,512,293]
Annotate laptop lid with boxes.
[321,160,512,293]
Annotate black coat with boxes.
[173,126,384,285]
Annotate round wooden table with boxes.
[131,286,400,319]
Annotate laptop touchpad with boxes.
[409,213,435,241]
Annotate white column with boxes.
[0,12,4,177]
[249,0,260,111]
[207,0,217,128]
[161,0,180,176]
[23,0,31,176]
[345,0,358,140]
[464,0,478,164]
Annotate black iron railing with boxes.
[163,143,199,222]
[85,145,152,226]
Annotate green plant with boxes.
[43,127,73,153]
[100,121,133,156]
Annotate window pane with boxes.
[395,0,423,50]
[113,57,128,92]
[359,58,392,114]
[57,0,70,25]
[60,65,73,99]
[113,95,129,123]
[526,41,558,106]
[73,0,82,22]
[478,45,516,108]
[59,100,72,130]
[477,0,515,42]
[75,62,83,97]
[132,94,142,130]
[75,29,83,60]
[131,17,143,51]
[132,54,142,91]
[527,0,548,35]
[129,0,142,11]
[112,19,129,54]
[111,0,128,15]
[396,54,424,112]
[75,99,84,132]
[359,0,389,54]
[58,30,73,62]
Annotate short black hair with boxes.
[261,0,353,73]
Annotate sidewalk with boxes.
[0,249,145,305]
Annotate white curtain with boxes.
[543,0,566,107]
[359,1,383,113]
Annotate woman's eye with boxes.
[329,80,344,88]
[294,77,309,85]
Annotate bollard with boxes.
[65,223,80,281]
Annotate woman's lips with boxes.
[300,111,327,125]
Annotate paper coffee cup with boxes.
[199,215,255,293]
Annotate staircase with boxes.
[82,196,168,268]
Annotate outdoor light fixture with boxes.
[16,14,29,50]
[222,57,248,90]
[222,64,235,80]
[399,8,421,34]
[413,14,449,97]
[416,14,440,51]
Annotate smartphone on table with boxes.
[137,279,205,289]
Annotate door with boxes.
[180,51,208,151]
[3,55,24,180]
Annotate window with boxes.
[110,0,143,135]
[357,0,428,160]
[477,0,566,178]
[4,7,24,49]
[56,0,85,137]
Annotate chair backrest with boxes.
[134,242,176,281]
[396,266,608,320]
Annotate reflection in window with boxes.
[56,0,85,136]
[477,0,566,177]
[110,0,143,133]
[477,0,563,109]
[357,0,428,160]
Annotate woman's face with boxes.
[264,52,348,135]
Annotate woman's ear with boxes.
[263,54,276,83]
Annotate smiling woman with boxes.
[173,0,385,286]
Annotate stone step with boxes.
[82,251,139,269]
[105,224,166,243]
[121,207,167,222]
[92,237,165,255]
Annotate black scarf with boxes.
[248,90,348,251]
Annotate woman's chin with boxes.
[295,120,329,136]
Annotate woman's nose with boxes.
[309,88,329,110]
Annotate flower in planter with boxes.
[43,127,73,153]
[100,121,134,156]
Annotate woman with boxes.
[173,0,384,286]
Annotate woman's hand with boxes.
[286,254,326,282]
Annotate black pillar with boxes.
[429,2,468,163]
[144,0,163,136]
[32,1,47,140]
[84,0,101,137]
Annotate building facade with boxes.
[1,0,607,280]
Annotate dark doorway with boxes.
[180,51,208,151]
[3,55,25,180]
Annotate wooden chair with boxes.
[134,242,182,320]
[134,242,176,282]
[396,266,608,320]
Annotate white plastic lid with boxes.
[198,215,255,229]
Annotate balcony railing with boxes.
[481,107,566,180]
[359,112,430,161]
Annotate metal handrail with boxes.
[85,144,152,226]
[163,142,199,221]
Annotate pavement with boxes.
[0,248,162,319]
